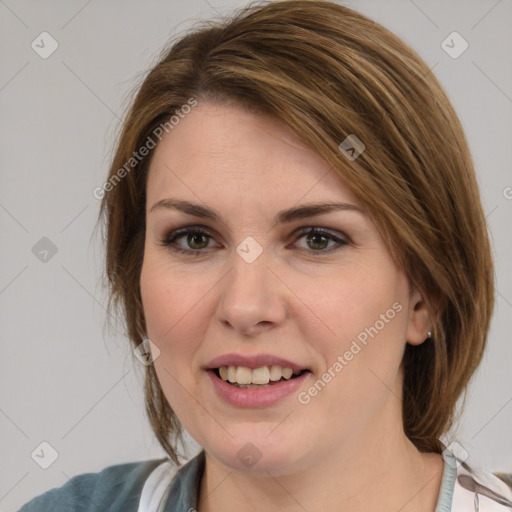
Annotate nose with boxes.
[215,246,287,337]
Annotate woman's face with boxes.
[140,101,429,475]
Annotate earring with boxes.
[427,331,432,339]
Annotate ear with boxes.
[406,287,432,346]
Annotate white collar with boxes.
[443,450,512,511]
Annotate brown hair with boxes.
[99,0,494,462]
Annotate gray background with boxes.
[0,0,511,510]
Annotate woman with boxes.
[18,1,511,511]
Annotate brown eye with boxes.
[160,227,218,255]
[186,232,210,250]
[293,228,349,255]
[305,232,330,251]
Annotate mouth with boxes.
[204,353,312,406]
[209,365,311,389]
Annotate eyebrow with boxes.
[150,198,365,226]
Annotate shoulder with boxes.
[450,455,512,511]
[17,458,169,512]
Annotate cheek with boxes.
[302,262,408,352]
[300,263,409,407]
[140,257,210,421]
[141,251,208,335]
[140,256,209,370]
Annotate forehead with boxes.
[146,101,360,210]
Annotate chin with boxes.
[199,429,310,476]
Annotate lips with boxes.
[206,368,310,407]
[204,353,312,407]
[205,353,309,372]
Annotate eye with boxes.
[292,227,349,255]
[159,227,218,255]
[159,226,349,256]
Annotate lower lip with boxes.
[206,370,310,408]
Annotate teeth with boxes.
[218,365,303,386]
[236,366,252,385]
[227,366,237,383]
[282,367,293,379]
[252,366,270,384]
[269,365,282,381]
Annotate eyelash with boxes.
[158,226,349,257]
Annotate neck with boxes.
[197,431,443,512]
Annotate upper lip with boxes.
[205,353,309,372]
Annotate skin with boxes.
[140,101,444,512]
